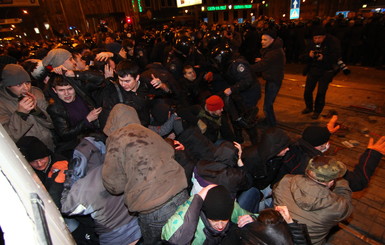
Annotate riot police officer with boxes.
[164,35,194,80]
[211,43,261,144]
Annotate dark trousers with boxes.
[138,190,189,245]
[304,69,334,113]
[264,80,282,126]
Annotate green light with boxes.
[205,4,253,11]
[233,4,252,10]
[138,0,142,12]
[207,5,227,11]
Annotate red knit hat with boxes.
[206,95,224,111]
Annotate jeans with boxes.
[304,69,334,113]
[259,185,274,211]
[237,187,262,213]
[99,218,141,245]
[237,186,274,213]
[264,80,282,126]
[138,190,189,245]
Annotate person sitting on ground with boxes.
[237,127,291,213]
[177,95,237,144]
[275,115,385,192]
[191,141,252,197]
[162,185,255,245]
[222,206,312,245]
[273,156,353,245]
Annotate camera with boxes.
[313,44,322,59]
[337,58,351,75]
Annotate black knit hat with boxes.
[262,29,277,39]
[312,26,327,36]
[302,126,331,147]
[202,185,234,220]
[16,136,52,162]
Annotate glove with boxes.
[197,119,207,134]
[48,160,68,183]
[204,72,213,82]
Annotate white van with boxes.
[0,124,75,244]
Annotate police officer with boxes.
[211,43,261,144]
[164,35,193,80]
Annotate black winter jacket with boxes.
[47,76,103,157]
[222,219,312,245]
[275,134,384,192]
[196,141,253,195]
[251,37,286,82]
[301,34,341,73]
[99,80,151,127]
[242,128,291,190]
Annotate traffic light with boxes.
[125,16,132,24]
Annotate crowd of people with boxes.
[1,13,385,245]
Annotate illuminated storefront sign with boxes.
[207,5,227,11]
[233,4,252,10]
[206,4,253,11]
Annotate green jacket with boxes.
[162,194,254,245]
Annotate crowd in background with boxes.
[1,11,385,245]
[1,12,385,68]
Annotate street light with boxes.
[22,10,28,14]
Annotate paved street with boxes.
[264,64,385,244]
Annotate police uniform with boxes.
[225,58,261,117]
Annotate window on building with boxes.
[243,10,247,19]
[167,0,173,6]
[145,0,150,7]
[212,0,218,4]
[233,10,238,19]
[161,0,165,6]
[224,11,229,21]
[213,12,219,23]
